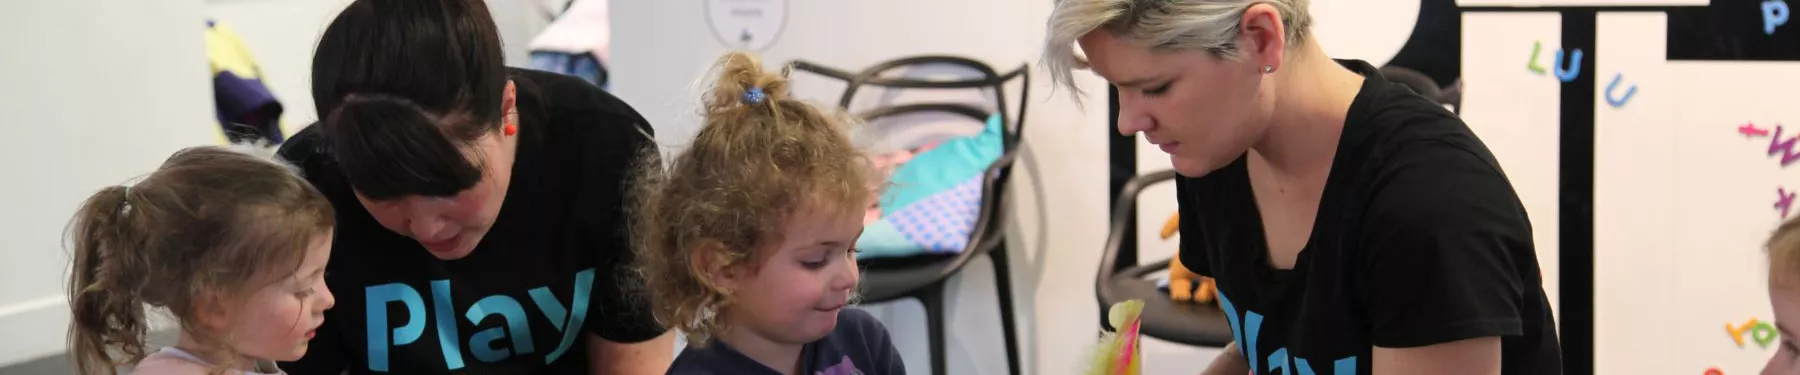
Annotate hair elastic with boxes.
[741,87,767,105]
[119,185,134,214]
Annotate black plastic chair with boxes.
[790,56,1028,375]
[1095,169,1235,347]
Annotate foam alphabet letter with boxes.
[1777,187,1795,218]
[1554,48,1584,82]
[1766,0,1790,35]
[366,283,426,372]
[1753,320,1780,348]
[1528,41,1548,74]
[1727,318,1757,347]
[1604,73,1638,108]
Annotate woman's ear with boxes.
[503,80,517,111]
[1239,3,1288,72]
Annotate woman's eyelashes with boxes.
[1143,81,1173,96]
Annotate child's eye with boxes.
[1785,340,1799,356]
[294,288,315,298]
[801,260,828,269]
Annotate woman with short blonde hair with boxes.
[1043,1,1563,374]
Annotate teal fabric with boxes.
[875,114,1004,211]
[854,220,916,259]
[857,114,1004,259]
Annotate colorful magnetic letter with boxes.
[1766,0,1790,35]
[1779,187,1797,218]
[1604,73,1637,108]
[1553,48,1584,82]
[1528,41,1548,74]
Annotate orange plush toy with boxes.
[1161,213,1215,304]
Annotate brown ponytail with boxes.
[63,146,336,375]
[68,185,150,375]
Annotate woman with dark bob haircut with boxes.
[275,0,674,373]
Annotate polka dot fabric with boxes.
[885,176,984,253]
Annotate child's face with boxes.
[228,232,337,362]
[727,207,864,345]
[1766,283,1800,375]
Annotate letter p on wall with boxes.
[1767,0,1790,35]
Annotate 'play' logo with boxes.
[363,268,595,372]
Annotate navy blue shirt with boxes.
[668,308,905,375]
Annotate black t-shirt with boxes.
[1177,60,1561,375]
[665,308,905,375]
[276,69,665,374]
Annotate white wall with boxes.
[0,0,219,366]
[1460,11,1565,324]
[1592,11,1800,374]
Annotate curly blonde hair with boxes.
[632,51,875,347]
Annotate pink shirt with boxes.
[132,347,285,375]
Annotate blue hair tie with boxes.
[741,87,767,105]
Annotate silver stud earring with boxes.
[1262,65,1275,73]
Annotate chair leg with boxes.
[920,284,948,375]
[990,250,1022,375]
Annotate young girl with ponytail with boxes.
[66,146,337,375]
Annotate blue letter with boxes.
[365,283,425,372]
[1296,356,1358,375]
[465,295,535,363]
[530,268,594,364]
[1766,0,1790,35]
[1216,292,1263,372]
[1243,311,1264,372]
[431,280,465,370]
[1553,48,1583,83]
[1267,348,1289,374]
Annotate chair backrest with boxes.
[788,56,1030,153]
[1098,170,1180,281]
[789,56,1031,257]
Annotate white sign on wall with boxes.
[705,0,787,51]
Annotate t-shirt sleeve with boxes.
[580,112,668,343]
[277,316,349,374]
[1359,141,1533,348]
[1173,177,1214,278]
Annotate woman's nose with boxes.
[409,215,448,240]
[1117,107,1155,136]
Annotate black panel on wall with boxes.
[1668,0,1800,60]
[1561,10,1598,375]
